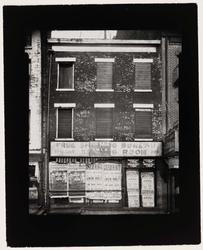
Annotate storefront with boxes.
[48,141,167,213]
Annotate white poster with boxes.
[141,172,155,207]
[126,170,139,190]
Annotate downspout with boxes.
[44,49,53,211]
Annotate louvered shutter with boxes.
[96,109,113,138]
[135,63,151,89]
[97,63,113,89]
[59,63,73,89]
[135,110,152,138]
[58,109,72,138]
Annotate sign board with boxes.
[51,141,162,157]
[89,142,111,157]
[49,163,68,196]
[111,142,162,157]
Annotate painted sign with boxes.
[51,142,90,157]
[51,141,162,157]
[49,162,68,196]
[111,142,162,157]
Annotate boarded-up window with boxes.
[135,63,151,89]
[96,108,113,138]
[134,109,152,138]
[97,63,113,89]
[57,109,72,138]
[59,63,74,89]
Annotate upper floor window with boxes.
[95,58,114,91]
[94,104,114,139]
[54,103,76,140]
[56,58,76,91]
[133,58,153,92]
[133,104,153,139]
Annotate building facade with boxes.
[41,38,170,214]
[161,35,181,212]
[25,30,44,211]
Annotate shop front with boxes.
[48,141,167,214]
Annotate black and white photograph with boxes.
[3,2,200,248]
[27,29,181,215]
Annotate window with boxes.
[133,104,153,139]
[133,59,153,91]
[55,103,76,139]
[95,104,114,139]
[56,58,76,90]
[95,58,114,91]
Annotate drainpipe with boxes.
[44,49,53,211]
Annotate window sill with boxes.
[96,89,114,92]
[55,138,74,141]
[56,89,75,91]
[95,138,113,141]
[134,138,153,141]
[134,89,152,92]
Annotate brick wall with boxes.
[167,42,181,130]
[49,49,162,142]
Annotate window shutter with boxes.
[97,63,113,89]
[96,109,113,138]
[135,110,152,138]
[58,109,72,138]
[135,63,151,89]
[59,63,73,89]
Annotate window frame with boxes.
[133,58,153,92]
[56,57,76,91]
[133,103,153,141]
[94,103,115,140]
[54,103,76,141]
[95,58,115,92]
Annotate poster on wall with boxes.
[141,172,155,207]
[86,163,103,200]
[128,193,140,208]
[127,159,140,168]
[29,187,38,200]
[143,159,155,168]
[103,163,122,201]
[49,163,68,196]
[126,170,140,207]
[68,164,86,197]
[85,162,122,201]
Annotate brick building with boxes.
[161,34,181,212]
[40,37,170,214]
[25,30,43,210]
